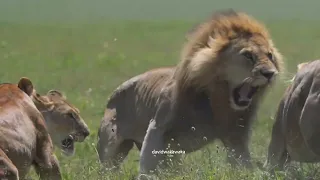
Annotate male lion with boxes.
[97,9,283,178]
[0,77,90,179]
[264,60,320,172]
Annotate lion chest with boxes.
[165,93,217,153]
[168,122,216,153]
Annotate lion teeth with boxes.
[239,96,250,102]
[68,135,74,140]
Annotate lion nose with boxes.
[260,69,276,80]
[83,129,90,137]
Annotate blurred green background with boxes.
[1,0,320,179]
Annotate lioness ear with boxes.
[297,62,309,71]
[18,77,34,96]
[47,90,66,100]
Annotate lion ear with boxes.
[207,36,227,49]
[33,93,55,111]
[208,36,216,47]
[297,62,309,71]
[18,77,34,96]
[47,90,66,100]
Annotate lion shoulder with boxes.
[0,83,41,153]
[107,67,174,107]
[0,83,39,118]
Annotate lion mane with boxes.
[176,10,283,92]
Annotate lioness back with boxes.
[265,60,320,172]
[101,67,174,140]
[0,83,39,176]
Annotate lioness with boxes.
[97,9,283,178]
[264,60,320,171]
[0,77,90,179]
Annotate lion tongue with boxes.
[238,83,251,102]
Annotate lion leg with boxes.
[164,153,183,173]
[98,139,134,171]
[97,118,134,171]
[264,116,290,172]
[0,151,19,180]
[139,119,166,178]
[221,131,252,169]
[33,116,62,180]
[135,142,143,151]
[263,98,290,172]
[31,115,54,167]
[33,155,61,180]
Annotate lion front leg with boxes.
[33,154,61,180]
[34,129,62,179]
[138,86,175,180]
[221,131,252,169]
[0,156,19,180]
[139,119,166,179]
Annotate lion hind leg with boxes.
[305,131,320,156]
[265,138,290,173]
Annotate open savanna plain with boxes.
[1,1,320,179]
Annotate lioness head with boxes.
[18,77,90,156]
[177,10,283,110]
[297,62,309,71]
[290,62,310,82]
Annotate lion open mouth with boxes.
[0,167,13,179]
[0,168,7,178]
[61,135,75,156]
[61,131,88,156]
[232,82,259,108]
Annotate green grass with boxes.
[2,17,320,180]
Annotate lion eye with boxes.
[267,52,273,61]
[242,51,254,63]
[67,112,75,119]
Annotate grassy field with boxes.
[1,1,320,180]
